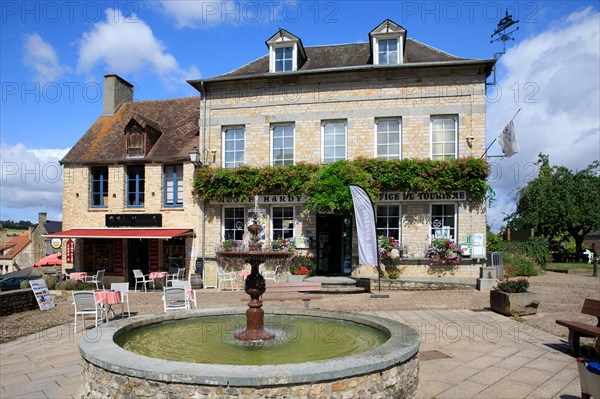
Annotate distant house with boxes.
[29,212,62,264]
[0,231,32,274]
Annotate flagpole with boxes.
[480,108,521,158]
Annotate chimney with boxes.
[103,74,134,115]
[38,212,47,225]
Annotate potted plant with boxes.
[490,277,541,316]
[378,236,407,266]
[287,254,316,282]
[425,238,463,266]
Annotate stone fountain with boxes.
[217,211,290,341]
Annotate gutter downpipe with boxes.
[200,81,207,287]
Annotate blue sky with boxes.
[1,1,599,230]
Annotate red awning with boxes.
[45,228,193,239]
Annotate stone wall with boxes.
[356,278,475,291]
[0,289,37,316]
[82,357,419,399]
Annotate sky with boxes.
[1,0,599,232]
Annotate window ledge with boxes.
[88,208,109,212]
[161,207,185,212]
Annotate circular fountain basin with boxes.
[80,307,420,398]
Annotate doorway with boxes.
[317,214,352,276]
[127,239,148,285]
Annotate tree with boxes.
[507,154,600,259]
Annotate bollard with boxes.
[593,256,598,277]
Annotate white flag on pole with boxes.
[349,185,379,267]
[497,120,519,158]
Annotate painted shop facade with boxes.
[51,20,495,286]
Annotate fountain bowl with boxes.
[80,307,420,398]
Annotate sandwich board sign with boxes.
[29,279,55,311]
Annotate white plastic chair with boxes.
[217,267,238,291]
[262,264,280,283]
[577,358,600,399]
[85,269,105,289]
[110,282,130,317]
[72,291,106,334]
[166,267,185,286]
[171,280,196,308]
[163,287,189,312]
[133,269,154,292]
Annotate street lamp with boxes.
[189,146,202,167]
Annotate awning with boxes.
[34,252,62,267]
[45,228,193,240]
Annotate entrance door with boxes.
[317,214,344,275]
[127,239,148,286]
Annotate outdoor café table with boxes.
[69,272,87,281]
[94,290,122,321]
[149,271,169,288]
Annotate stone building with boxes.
[29,212,62,264]
[50,20,494,287]
[0,231,32,274]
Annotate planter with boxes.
[490,290,540,316]
[288,274,308,282]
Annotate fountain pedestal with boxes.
[218,214,290,341]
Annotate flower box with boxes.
[490,290,540,316]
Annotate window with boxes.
[376,119,401,159]
[163,164,183,207]
[323,121,346,163]
[224,208,245,241]
[272,207,294,240]
[126,165,145,208]
[275,46,293,72]
[431,116,457,160]
[431,204,456,241]
[126,125,144,157]
[90,166,109,208]
[377,205,401,239]
[224,127,244,168]
[378,38,398,65]
[272,124,294,166]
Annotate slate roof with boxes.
[43,221,62,235]
[61,97,199,164]
[213,39,467,80]
[0,232,30,261]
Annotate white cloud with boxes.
[486,7,600,232]
[77,8,199,88]
[22,33,69,84]
[0,142,69,223]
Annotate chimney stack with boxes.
[103,74,134,115]
[38,212,47,225]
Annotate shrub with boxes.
[496,277,529,293]
[55,280,95,291]
[287,254,316,276]
[43,275,57,290]
[502,251,543,277]
[19,279,32,289]
[488,237,549,269]
[386,270,399,279]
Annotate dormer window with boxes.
[370,19,406,65]
[126,125,144,157]
[275,46,293,72]
[378,38,399,65]
[124,113,162,158]
[266,29,306,73]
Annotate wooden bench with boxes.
[556,298,600,356]
[240,281,322,308]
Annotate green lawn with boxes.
[546,262,595,271]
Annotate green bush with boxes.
[502,251,543,277]
[19,279,32,289]
[55,280,95,291]
[43,275,57,290]
[497,278,529,293]
[386,270,399,279]
[286,255,316,276]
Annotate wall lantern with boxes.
[189,146,202,167]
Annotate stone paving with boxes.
[0,307,582,399]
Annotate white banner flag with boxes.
[497,120,519,158]
[350,185,379,267]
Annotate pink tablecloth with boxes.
[238,270,251,279]
[69,272,87,281]
[95,290,122,305]
[150,272,168,279]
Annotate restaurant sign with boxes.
[213,195,309,205]
[378,191,467,202]
[66,238,74,263]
